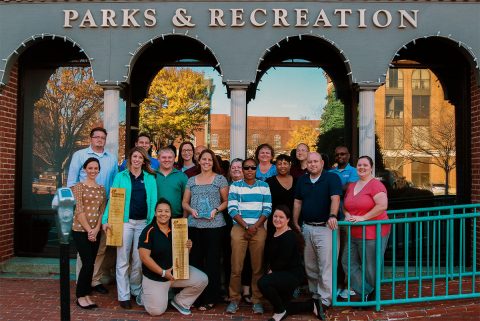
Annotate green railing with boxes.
[332,204,480,311]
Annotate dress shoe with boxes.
[92,284,108,294]
[313,298,327,320]
[76,299,92,310]
[119,300,132,309]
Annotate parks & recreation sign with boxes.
[63,7,419,29]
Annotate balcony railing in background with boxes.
[332,204,480,311]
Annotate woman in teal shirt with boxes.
[102,147,157,309]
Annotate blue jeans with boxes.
[341,233,389,296]
[116,219,146,301]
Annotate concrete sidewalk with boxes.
[0,278,479,321]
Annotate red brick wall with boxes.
[0,65,17,262]
[472,71,480,203]
[472,70,480,269]
[471,70,480,268]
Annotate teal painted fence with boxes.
[332,204,480,311]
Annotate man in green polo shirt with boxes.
[156,147,188,218]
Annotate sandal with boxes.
[198,303,215,311]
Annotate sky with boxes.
[197,67,328,120]
[119,66,328,122]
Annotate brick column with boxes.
[0,64,17,262]
[471,71,480,268]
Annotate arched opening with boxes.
[14,38,100,256]
[248,35,354,165]
[127,35,224,158]
[376,36,477,208]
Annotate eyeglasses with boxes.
[92,136,106,140]
[243,166,257,170]
[335,152,348,156]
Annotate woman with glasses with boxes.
[290,143,310,178]
[255,143,277,181]
[226,158,272,315]
[182,149,229,310]
[175,142,199,178]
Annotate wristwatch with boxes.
[244,225,249,230]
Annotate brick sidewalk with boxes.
[0,278,479,320]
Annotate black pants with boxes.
[189,226,224,304]
[72,230,100,298]
[258,271,302,313]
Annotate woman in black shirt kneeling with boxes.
[137,198,208,316]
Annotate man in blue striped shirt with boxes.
[226,158,272,315]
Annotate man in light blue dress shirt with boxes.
[329,146,359,300]
[67,127,118,295]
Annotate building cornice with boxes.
[2,0,480,4]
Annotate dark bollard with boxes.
[52,188,75,321]
[60,243,70,321]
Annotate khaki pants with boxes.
[142,266,208,316]
[229,224,266,304]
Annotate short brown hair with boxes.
[90,127,107,137]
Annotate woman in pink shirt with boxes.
[342,156,390,301]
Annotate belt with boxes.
[304,221,326,227]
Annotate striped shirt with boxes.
[228,179,272,225]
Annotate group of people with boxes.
[67,127,390,321]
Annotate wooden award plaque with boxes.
[106,188,126,247]
[171,218,189,279]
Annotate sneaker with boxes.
[338,288,356,299]
[135,291,144,306]
[226,301,239,314]
[252,303,264,314]
[170,299,192,315]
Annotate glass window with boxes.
[26,67,103,210]
[252,133,260,147]
[412,95,430,119]
[386,69,403,89]
[385,96,404,119]
[211,133,219,148]
[411,159,430,187]
[412,69,430,90]
[384,125,404,150]
[273,134,281,149]
[412,126,430,149]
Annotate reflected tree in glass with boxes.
[33,67,103,188]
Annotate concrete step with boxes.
[0,257,76,280]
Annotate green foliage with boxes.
[319,91,344,134]
[139,67,212,146]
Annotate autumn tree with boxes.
[33,67,103,184]
[406,105,456,195]
[287,124,319,150]
[139,67,213,147]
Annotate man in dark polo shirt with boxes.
[293,152,342,315]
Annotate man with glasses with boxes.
[226,158,272,315]
[67,127,118,295]
[329,146,359,299]
[118,133,159,171]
